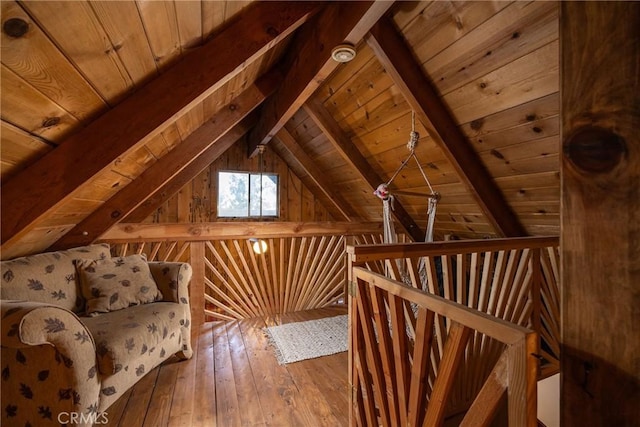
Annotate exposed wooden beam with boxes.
[561,2,640,425]
[274,128,360,222]
[123,117,256,223]
[100,221,384,242]
[304,99,424,242]
[247,1,394,158]
[0,1,320,248]
[49,72,281,250]
[366,17,526,237]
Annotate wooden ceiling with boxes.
[0,1,560,259]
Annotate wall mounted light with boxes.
[249,238,268,254]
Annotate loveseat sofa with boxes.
[0,244,193,426]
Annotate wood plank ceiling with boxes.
[0,1,560,259]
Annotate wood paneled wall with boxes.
[144,138,336,224]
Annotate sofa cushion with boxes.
[81,302,188,375]
[76,254,163,316]
[0,244,111,313]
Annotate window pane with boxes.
[249,174,261,216]
[261,174,278,216]
[218,172,248,217]
[249,173,278,217]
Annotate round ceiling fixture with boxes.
[331,44,356,63]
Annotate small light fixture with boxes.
[249,238,268,254]
[331,43,356,63]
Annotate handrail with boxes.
[347,235,559,262]
[350,266,539,426]
[347,236,560,426]
[354,267,532,345]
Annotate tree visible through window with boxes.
[218,171,278,217]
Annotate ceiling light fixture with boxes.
[331,43,356,63]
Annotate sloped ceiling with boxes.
[0,1,560,259]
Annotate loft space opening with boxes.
[217,171,279,218]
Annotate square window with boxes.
[218,171,279,218]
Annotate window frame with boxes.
[216,170,280,219]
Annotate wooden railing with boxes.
[346,236,560,426]
[101,221,385,322]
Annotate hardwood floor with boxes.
[103,306,349,426]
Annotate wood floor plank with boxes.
[168,328,200,426]
[115,369,160,426]
[190,323,217,426]
[143,359,181,427]
[264,307,349,426]
[289,353,349,426]
[213,321,243,426]
[226,320,268,426]
[102,388,131,426]
[238,316,318,426]
[103,307,349,426]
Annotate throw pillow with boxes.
[0,243,111,313]
[76,254,163,316]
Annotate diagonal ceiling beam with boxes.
[1,1,321,248]
[366,17,526,237]
[274,128,360,222]
[247,1,394,158]
[304,99,424,242]
[123,117,256,224]
[49,72,281,250]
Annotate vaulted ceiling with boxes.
[1,1,560,259]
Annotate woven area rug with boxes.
[264,315,348,365]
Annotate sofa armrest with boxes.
[1,300,101,425]
[148,262,192,305]
[1,299,97,353]
[148,262,194,359]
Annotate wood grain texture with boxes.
[275,128,359,221]
[349,237,547,426]
[1,1,106,121]
[49,72,281,249]
[367,17,526,238]
[101,308,348,426]
[101,221,382,242]
[1,1,319,249]
[123,116,256,223]
[0,121,52,181]
[561,2,640,425]
[304,98,424,241]
[248,1,394,156]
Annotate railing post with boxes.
[189,241,206,338]
[347,248,356,427]
[531,248,542,378]
[507,332,538,427]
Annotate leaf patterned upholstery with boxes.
[1,244,111,313]
[0,247,193,426]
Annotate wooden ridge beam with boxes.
[49,72,282,250]
[247,1,394,158]
[275,128,359,222]
[100,221,384,242]
[123,116,256,223]
[366,17,526,237]
[0,1,321,248]
[304,99,424,242]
